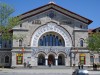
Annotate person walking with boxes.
[78,62,80,69]
[23,62,26,68]
[81,64,83,69]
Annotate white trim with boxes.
[31,22,72,47]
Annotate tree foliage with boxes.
[87,33,100,53]
[0,2,20,40]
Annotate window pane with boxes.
[80,40,83,47]
[46,35,48,46]
[99,56,100,62]
[19,40,22,47]
[90,56,94,62]
[55,36,58,46]
[50,34,52,46]
[53,35,55,46]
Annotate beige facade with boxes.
[11,3,100,68]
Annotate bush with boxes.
[97,63,100,68]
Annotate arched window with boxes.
[80,39,84,47]
[5,56,9,63]
[19,39,22,47]
[38,32,65,46]
[20,24,22,27]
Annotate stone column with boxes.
[45,56,48,66]
[45,59,48,66]
[55,57,58,66]
[55,59,58,66]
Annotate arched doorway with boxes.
[48,54,55,65]
[38,54,45,65]
[5,56,9,63]
[58,54,65,65]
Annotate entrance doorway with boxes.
[58,54,65,65]
[38,54,45,65]
[48,54,55,65]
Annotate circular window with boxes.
[49,12,55,18]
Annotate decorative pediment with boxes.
[27,9,74,25]
[19,3,92,24]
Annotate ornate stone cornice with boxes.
[31,46,71,56]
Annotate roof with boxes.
[88,29,93,34]
[19,3,93,24]
[93,27,100,30]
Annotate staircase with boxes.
[32,66,71,69]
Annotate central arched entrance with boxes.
[48,54,55,65]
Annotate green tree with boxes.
[0,2,20,40]
[87,33,100,53]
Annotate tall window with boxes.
[53,35,55,46]
[20,24,22,27]
[80,25,83,28]
[16,53,23,65]
[4,40,7,48]
[39,33,65,46]
[79,54,86,65]
[50,34,52,46]
[19,39,22,47]
[90,56,94,64]
[99,56,100,62]
[9,40,12,48]
[46,35,49,46]
[80,39,84,47]
[5,56,9,63]
[55,36,59,46]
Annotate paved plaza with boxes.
[0,67,100,75]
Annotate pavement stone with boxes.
[0,67,100,75]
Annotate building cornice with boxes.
[13,29,29,31]
[18,3,92,25]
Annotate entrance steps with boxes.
[12,66,72,69]
[32,66,71,69]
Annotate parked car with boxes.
[72,69,89,75]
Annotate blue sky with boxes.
[0,0,100,29]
